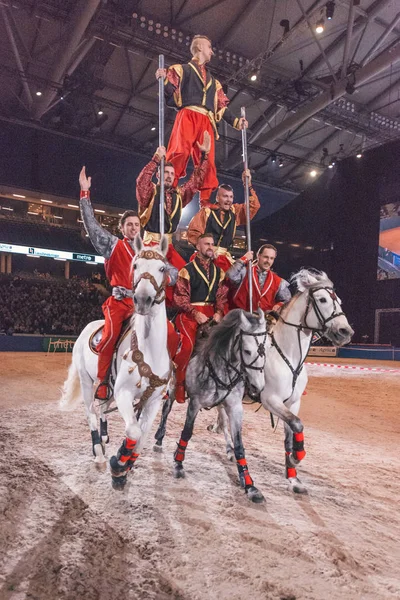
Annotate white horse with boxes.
[216,269,354,494]
[60,235,171,489]
[173,308,269,503]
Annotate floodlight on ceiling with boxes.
[356,152,363,159]
[326,1,335,20]
[310,170,317,177]
[315,19,325,34]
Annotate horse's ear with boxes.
[159,234,168,257]
[239,310,252,332]
[257,307,265,323]
[134,234,143,255]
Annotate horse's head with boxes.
[132,235,168,315]
[293,269,354,346]
[237,308,268,396]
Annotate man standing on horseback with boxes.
[136,132,211,303]
[187,170,260,272]
[227,244,291,312]
[155,35,247,207]
[173,233,228,403]
[79,167,178,402]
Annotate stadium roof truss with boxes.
[0,0,400,193]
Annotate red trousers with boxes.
[174,305,215,383]
[167,108,218,202]
[97,296,179,381]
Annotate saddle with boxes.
[89,318,131,355]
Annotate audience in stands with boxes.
[0,274,104,335]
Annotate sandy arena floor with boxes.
[0,352,399,600]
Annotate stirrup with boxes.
[95,381,112,403]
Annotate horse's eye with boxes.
[160,266,165,273]
[133,264,137,270]
[244,349,251,356]
[319,297,327,303]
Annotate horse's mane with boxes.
[195,309,259,377]
[290,268,333,292]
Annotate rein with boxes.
[132,249,167,305]
[270,285,344,401]
[206,327,268,406]
[129,248,170,410]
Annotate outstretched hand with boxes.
[242,168,252,186]
[196,131,211,154]
[79,166,91,191]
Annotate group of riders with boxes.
[79,34,291,405]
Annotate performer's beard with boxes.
[200,249,215,261]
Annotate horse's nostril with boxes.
[339,328,349,336]
[133,294,138,304]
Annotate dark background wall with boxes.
[0,120,294,224]
[253,139,400,343]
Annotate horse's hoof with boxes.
[207,423,221,434]
[288,477,308,494]
[174,463,185,479]
[153,442,163,453]
[93,444,106,465]
[111,474,127,490]
[246,485,265,503]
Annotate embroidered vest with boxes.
[185,258,221,304]
[167,61,217,113]
[105,238,135,289]
[233,266,282,312]
[139,185,182,234]
[204,208,236,249]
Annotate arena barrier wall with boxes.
[0,334,77,352]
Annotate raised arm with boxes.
[234,170,261,225]
[79,166,117,260]
[136,150,161,210]
[226,251,253,286]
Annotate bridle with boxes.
[270,285,345,399]
[278,286,345,335]
[206,327,268,406]
[132,249,167,305]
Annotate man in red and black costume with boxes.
[136,133,210,303]
[173,234,228,404]
[79,167,178,402]
[187,170,260,272]
[227,244,291,313]
[156,35,247,206]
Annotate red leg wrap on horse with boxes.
[118,437,137,463]
[293,432,306,461]
[237,458,253,487]
[174,438,188,462]
[287,467,297,479]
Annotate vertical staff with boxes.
[158,55,165,236]
[240,106,253,312]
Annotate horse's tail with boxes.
[59,359,81,411]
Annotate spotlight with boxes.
[328,163,334,169]
[315,19,325,34]
[249,70,258,82]
[310,170,317,177]
[36,91,42,96]
[331,156,337,166]
[326,1,335,20]
[356,152,363,159]
[150,125,156,131]
[98,109,104,115]
[271,153,277,163]
[278,158,284,168]
[280,19,290,35]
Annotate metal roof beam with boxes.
[32,0,102,119]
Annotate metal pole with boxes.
[240,106,253,312]
[158,54,165,236]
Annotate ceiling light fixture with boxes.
[326,1,335,20]
[315,19,325,34]
[310,170,317,177]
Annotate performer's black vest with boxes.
[204,208,236,248]
[141,186,182,234]
[167,61,217,112]
[186,258,221,304]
